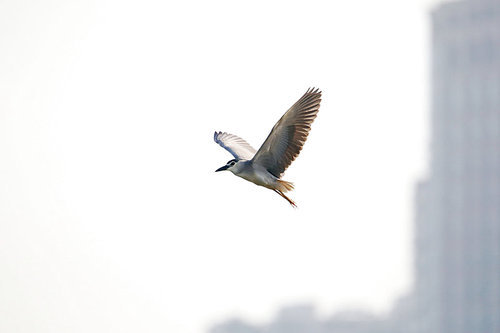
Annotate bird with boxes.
[214,88,322,207]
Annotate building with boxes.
[414,0,500,332]
[208,304,399,333]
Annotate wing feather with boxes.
[214,131,256,160]
[252,88,321,177]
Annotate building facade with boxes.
[415,0,500,332]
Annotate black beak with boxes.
[215,165,229,172]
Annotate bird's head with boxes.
[215,159,238,172]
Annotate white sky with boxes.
[0,1,441,332]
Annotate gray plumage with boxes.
[214,88,322,207]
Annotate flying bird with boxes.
[214,88,322,207]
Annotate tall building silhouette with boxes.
[415,0,500,332]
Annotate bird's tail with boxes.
[273,189,297,208]
[277,179,294,193]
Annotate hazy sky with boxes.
[1,1,441,332]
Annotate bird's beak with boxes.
[215,165,229,172]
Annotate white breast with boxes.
[232,163,277,189]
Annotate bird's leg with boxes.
[273,189,297,208]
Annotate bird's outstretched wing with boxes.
[252,88,321,178]
[214,131,257,160]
